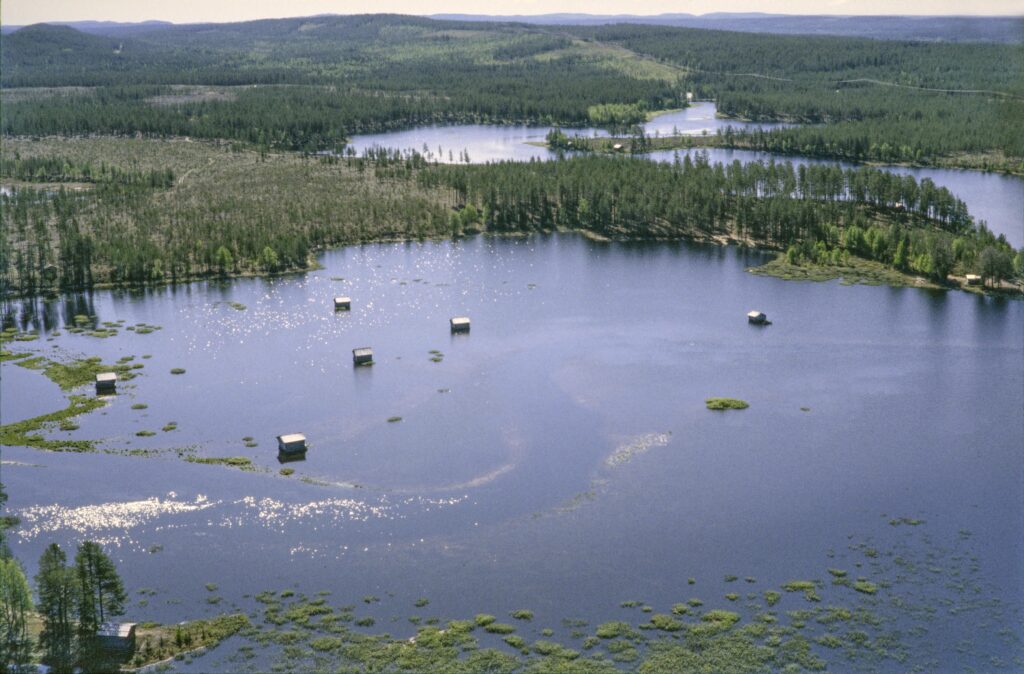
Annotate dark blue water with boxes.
[3,235,1021,669]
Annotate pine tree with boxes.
[75,541,127,629]
[36,544,77,673]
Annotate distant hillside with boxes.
[3,13,1020,42]
[0,20,172,36]
[431,13,1023,43]
[0,24,168,86]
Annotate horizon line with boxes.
[4,11,1022,27]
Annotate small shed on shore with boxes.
[965,274,982,286]
[95,372,117,393]
[450,316,471,333]
[277,433,307,456]
[353,347,373,365]
[97,623,137,654]
[747,310,768,324]
[334,296,351,310]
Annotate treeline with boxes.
[715,95,1022,165]
[418,155,1021,284]
[0,153,174,187]
[1,72,679,152]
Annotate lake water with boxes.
[349,102,1024,247]
[3,235,1022,670]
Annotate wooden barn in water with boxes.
[277,433,307,460]
[95,372,117,393]
[747,311,768,324]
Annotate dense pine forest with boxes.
[1,15,1021,168]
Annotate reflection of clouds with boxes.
[16,492,466,542]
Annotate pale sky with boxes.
[2,0,1019,25]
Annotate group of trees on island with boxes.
[420,154,1021,285]
[1,483,127,673]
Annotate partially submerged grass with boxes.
[0,395,104,451]
[184,455,255,471]
[853,580,879,595]
[16,354,138,390]
[749,253,938,290]
[129,614,251,670]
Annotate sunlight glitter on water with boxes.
[17,492,469,544]
[16,494,217,541]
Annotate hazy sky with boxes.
[2,0,1019,25]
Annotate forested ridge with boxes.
[1,15,1020,167]
[563,25,1024,168]
[1,139,1019,297]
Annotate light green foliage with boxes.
[853,580,879,595]
[705,398,750,411]
[595,621,639,640]
[0,395,103,451]
[0,557,33,667]
[649,614,683,632]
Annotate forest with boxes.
[1,138,1019,297]
[565,24,1023,168]
[1,15,1020,167]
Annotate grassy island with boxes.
[705,398,750,411]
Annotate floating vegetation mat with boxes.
[605,432,672,468]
